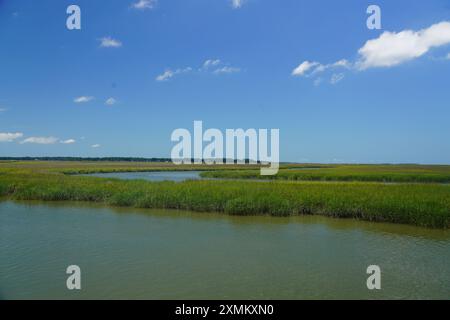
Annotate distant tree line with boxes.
[0,157,261,164]
[0,157,172,162]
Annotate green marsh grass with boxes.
[0,161,449,228]
[201,164,450,183]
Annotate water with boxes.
[83,171,202,182]
[82,171,288,183]
[1,201,449,299]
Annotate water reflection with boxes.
[1,200,449,299]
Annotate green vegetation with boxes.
[201,164,450,183]
[0,160,260,174]
[0,161,449,228]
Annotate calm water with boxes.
[1,201,449,299]
[83,171,202,182]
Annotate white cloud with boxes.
[99,37,122,48]
[132,0,157,10]
[60,139,76,144]
[74,96,94,103]
[201,59,240,75]
[20,136,58,144]
[446,52,450,60]
[213,66,240,74]
[311,64,326,74]
[292,61,320,76]
[292,59,351,78]
[156,67,192,81]
[0,132,23,142]
[333,59,351,68]
[157,60,240,81]
[0,107,7,112]
[318,60,351,73]
[105,97,117,106]
[231,0,244,9]
[330,73,345,84]
[357,21,450,69]
[202,59,221,69]
[91,144,101,148]
[292,21,450,84]
[156,70,174,81]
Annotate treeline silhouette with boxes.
[0,157,172,162]
[0,157,261,164]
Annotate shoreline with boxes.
[1,161,449,229]
[1,174,449,229]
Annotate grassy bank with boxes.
[0,161,449,228]
[201,164,450,183]
[0,160,261,175]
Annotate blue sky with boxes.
[1,0,449,163]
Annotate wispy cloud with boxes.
[292,60,350,79]
[20,136,58,144]
[105,97,117,106]
[213,66,241,74]
[156,67,192,81]
[446,52,450,60]
[0,132,23,142]
[131,0,157,10]
[313,78,322,86]
[91,144,101,148]
[292,61,320,76]
[201,59,240,74]
[0,107,7,113]
[202,59,221,70]
[157,59,240,81]
[60,139,76,144]
[333,59,351,69]
[231,0,245,9]
[330,73,345,84]
[156,70,175,81]
[292,21,450,84]
[74,96,94,103]
[99,37,122,48]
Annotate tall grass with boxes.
[201,164,450,183]
[0,167,449,228]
